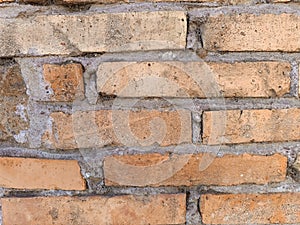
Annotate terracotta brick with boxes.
[0,61,28,142]
[43,110,191,149]
[203,108,300,145]
[97,61,290,98]
[104,153,286,186]
[0,11,186,57]
[202,13,300,52]
[200,193,300,224]
[1,194,186,225]
[0,157,85,190]
[43,63,84,102]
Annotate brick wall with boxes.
[0,0,300,224]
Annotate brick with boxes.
[97,61,290,98]
[43,63,84,102]
[1,194,186,225]
[0,157,85,190]
[0,61,26,98]
[202,13,300,52]
[43,110,191,149]
[200,193,300,224]
[0,61,28,142]
[104,153,286,186]
[0,11,186,57]
[203,108,300,145]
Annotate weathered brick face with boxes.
[0,0,300,224]
[43,110,191,149]
[104,153,287,186]
[200,193,300,224]
[97,61,291,98]
[43,63,84,102]
[202,13,300,52]
[0,61,28,142]
[203,109,300,145]
[1,194,186,225]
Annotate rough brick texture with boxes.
[200,193,300,224]
[0,11,186,57]
[1,1,300,224]
[97,61,290,98]
[0,157,85,190]
[202,13,300,52]
[203,108,300,145]
[43,63,84,102]
[43,110,191,149]
[1,194,186,225]
[0,61,28,142]
[104,153,286,186]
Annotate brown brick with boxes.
[43,110,191,149]
[104,153,286,186]
[0,11,186,57]
[200,193,300,224]
[0,61,28,142]
[202,13,300,52]
[97,61,290,98]
[203,108,300,145]
[43,63,84,102]
[1,194,186,225]
[0,62,26,97]
[0,157,85,190]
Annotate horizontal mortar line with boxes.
[32,98,300,110]
[204,52,300,61]
[203,48,299,57]
[0,142,299,158]
[11,50,198,61]
[202,181,300,194]
[0,147,82,159]
[1,181,299,198]
[1,186,187,198]
[9,50,300,61]
[189,3,300,16]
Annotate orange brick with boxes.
[97,61,290,98]
[1,194,186,225]
[104,153,286,186]
[203,108,300,145]
[0,157,85,190]
[43,63,84,102]
[200,193,300,224]
[202,13,300,52]
[43,110,191,149]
